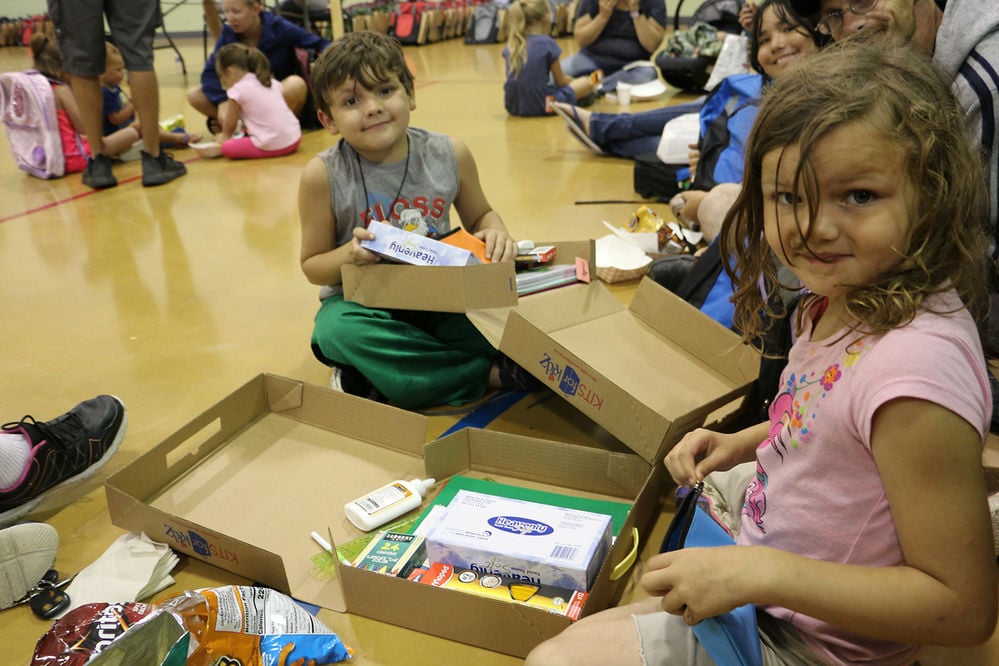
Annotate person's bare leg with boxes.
[525,597,659,666]
[280,75,307,115]
[187,86,219,120]
[68,75,106,155]
[128,69,162,157]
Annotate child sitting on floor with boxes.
[503,0,597,117]
[299,31,539,409]
[207,42,301,160]
[29,34,137,171]
[99,42,199,156]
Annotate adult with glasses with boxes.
[789,0,999,352]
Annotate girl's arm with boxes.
[451,137,517,262]
[299,156,379,287]
[549,58,573,88]
[664,421,767,485]
[53,85,88,138]
[217,99,241,142]
[573,0,614,48]
[645,399,997,647]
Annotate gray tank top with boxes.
[321,127,459,245]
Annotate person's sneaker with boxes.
[0,522,58,609]
[141,150,187,187]
[328,366,385,402]
[81,154,117,189]
[0,396,127,526]
[495,355,544,392]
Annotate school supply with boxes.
[660,482,763,666]
[0,69,65,179]
[424,489,613,590]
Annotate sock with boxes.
[0,433,31,489]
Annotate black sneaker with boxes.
[141,150,186,187]
[81,154,117,189]
[0,396,127,525]
[496,355,544,392]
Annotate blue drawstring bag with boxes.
[660,482,763,666]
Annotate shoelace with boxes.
[1,413,93,479]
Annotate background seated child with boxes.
[100,43,199,153]
[503,0,597,117]
[210,43,301,159]
[300,31,538,410]
[29,34,136,172]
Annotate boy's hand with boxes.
[348,226,381,265]
[474,228,517,263]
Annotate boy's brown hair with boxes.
[215,42,273,87]
[310,31,415,116]
[721,39,990,344]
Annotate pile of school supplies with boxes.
[362,221,483,266]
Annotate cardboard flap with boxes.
[276,379,428,457]
[629,277,760,383]
[425,429,649,499]
[342,262,517,312]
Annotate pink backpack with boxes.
[0,69,65,179]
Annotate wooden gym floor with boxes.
[0,34,994,664]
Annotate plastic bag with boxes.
[158,585,353,666]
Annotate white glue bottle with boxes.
[343,478,436,531]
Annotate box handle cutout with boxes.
[610,527,639,581]
[165,417,223,469]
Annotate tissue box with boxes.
[361,222,481,267]
[425,490,612,591]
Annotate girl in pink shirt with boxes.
[527,41,996,666]
[212,43,301,159]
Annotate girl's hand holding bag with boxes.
[659,481,763,666]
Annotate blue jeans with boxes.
[560,50,659,95]
[588,98,704,158]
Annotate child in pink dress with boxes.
[212,43,301,159]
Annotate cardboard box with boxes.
[469,276,761,464]
[341,239,594,313]
[105,374,660,658]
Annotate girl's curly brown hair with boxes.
[720,38,990,349]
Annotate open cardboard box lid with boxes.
[105,373,659,656]
[469,276,761,464]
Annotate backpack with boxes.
[465,2,501,44]
[392,2,427,44]
[632,73,761,201]
[692,73,762,190]
[0,69,65,179]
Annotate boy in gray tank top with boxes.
[299,31,538,409]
